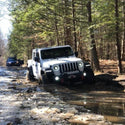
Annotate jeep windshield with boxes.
[41,47,74,59]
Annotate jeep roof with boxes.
[33,45,71,51]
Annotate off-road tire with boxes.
[38,75,49,84]
[84,68,95,84]
[27,67,35,81]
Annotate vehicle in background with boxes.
[6,57,24,66]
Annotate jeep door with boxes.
[32,51,40,79]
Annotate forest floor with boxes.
[99,60,125,87]
[99,59,125,74]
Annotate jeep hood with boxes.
[42,57,82,68]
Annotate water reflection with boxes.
[67,92,125,124]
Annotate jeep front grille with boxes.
[59,62,78,73]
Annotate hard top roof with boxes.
[33,45,71,51]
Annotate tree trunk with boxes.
[115,0,122,74]
[55,13,59,46]
[87,1,100,71]
[64,0,72,46]
[121,0,125,61]
[72,0,77,52]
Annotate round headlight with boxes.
[53,65,59,71]
[78,61,83,67]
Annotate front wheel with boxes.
[38,75,49,85]
[84,68,95,84]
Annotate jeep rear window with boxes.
[41,47,74,59]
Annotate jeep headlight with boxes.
[53,65,59,71]
[78,61,83,68]
[78,61,84,72]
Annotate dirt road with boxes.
[0,66,125,125]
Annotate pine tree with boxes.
[86,0,100,71]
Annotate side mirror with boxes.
[75,52,78,57]
[34,57,39,62]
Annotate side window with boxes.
[36,52,39,58]
[33,52,36,60]
[36,52,40,62]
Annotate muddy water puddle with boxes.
[43,84,125,124]
[67,93,125,124]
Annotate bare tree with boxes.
[0,31,4,55]
[0,31,5,65]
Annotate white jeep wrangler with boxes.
[27,45,94,84]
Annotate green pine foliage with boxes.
[8,0,125,71]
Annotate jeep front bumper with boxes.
[45,70,86,83]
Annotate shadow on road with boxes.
[54,73,124,93]
[94,73,124,91]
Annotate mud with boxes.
[0,66,125,125]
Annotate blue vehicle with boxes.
[6,57,21,66]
